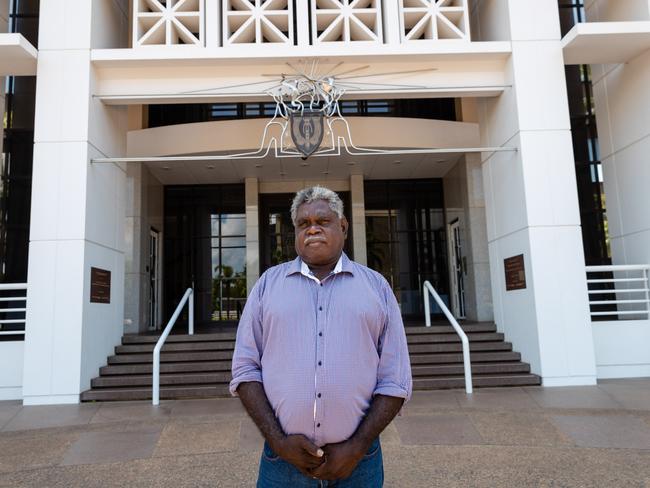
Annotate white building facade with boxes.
[0,0,649,404]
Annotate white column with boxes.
[587,2,650,268]
[296,0,310,47]
[350,174,367,265]
[245,177,260,294]
[206,0,221,47]
[22,0,129,404]
[0,0,7,155]
[382,0,401,45]
[476,0,597,386]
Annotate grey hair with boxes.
[291,186,344,225]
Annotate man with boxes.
[230,186,412,487]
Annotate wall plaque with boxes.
[90,267,111,304]
[504,254,526,291]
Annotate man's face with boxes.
[294,199,348,266]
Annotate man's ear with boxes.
[340,216,349,238]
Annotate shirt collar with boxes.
[286,252,354,279]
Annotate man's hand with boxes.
[273,434,325,477]
[309,439,367,481]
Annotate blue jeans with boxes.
[257,438,383,487]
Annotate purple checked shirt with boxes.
[230,253,412,447]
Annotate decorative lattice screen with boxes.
[223,0,294,45]
[400,0,470,42]
[134,0,204,46]
[311,0,383,44]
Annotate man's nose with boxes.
[306,224,322,234]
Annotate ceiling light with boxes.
[255,163,263,168]
[206,164,215,170]
[346,162,356,166]
[436,159,446,163]
[393,160,402,165]
[162,166,170,171]
[300,162,309,167]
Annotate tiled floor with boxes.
[2,379,650,487]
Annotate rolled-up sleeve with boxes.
[229,275,265,396]
[373,280,413,402]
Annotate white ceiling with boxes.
[144,151,463,185]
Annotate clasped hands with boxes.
[272,434,367,481]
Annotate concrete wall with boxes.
[474,0,597,386]
[586,7,650,269]
[443,155,493,322]
[23,0,129,405]
[0,342,23,400]
[585,0,650,21]
[592,320,650,379]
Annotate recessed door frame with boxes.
[447,219,466,320]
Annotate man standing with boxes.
[230,186,412,487]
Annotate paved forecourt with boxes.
[2,379,650,487]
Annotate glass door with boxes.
[164,185,246,325]
[448,220,466,319]
[364,180,448,317]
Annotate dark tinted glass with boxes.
[365,180,447,317]
[164,185,246,325]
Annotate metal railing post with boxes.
[189,289,194,336]
[424,284,431,327]
[153,347,161,406]
[645,268,650,320]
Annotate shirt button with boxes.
[317,393,321,398]
[318,306,322,311]
[320,283,323,287]
[319,332,323,337]
[317,423,321,428]
[318,361,322,366]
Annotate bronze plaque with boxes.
[90,267,111,304]
[504,254,526,291]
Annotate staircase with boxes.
[80,321,540,402]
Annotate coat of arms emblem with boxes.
[290,110,324,159]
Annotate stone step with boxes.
[408,341,513,354]
[409,351,522,365]
[107,350,233,364]
[407,332,504,344]
[115,341,236,354]
[91,372,232,388]
[404,323,496,334]
[81,373,542,402]
[99,360,233,376]
[412,374,542,390]
[80,384,232,402]
[121,332,237,345]
[411,362,530,377]
[115,333,503,354]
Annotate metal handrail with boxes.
[0,283,27,336]
[153,287,194,406]
[423,281,472,394]
[585,265,650,320]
